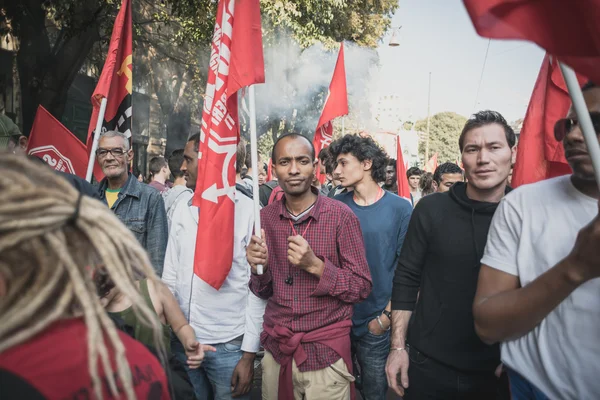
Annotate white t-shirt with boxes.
[482,175,600,400]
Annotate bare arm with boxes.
[475,201,600,344]
[152,279,216,367]
[386,310,412,397]
[474,260,582,344]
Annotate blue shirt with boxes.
[336,190,412,337]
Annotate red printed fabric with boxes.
[511,54,586,187]
[396,135,412,200]
[86,0,133,181]
[313,43,348,184]
[27,106,88,178]
[193,0,265,290]
[0,318,171,400]
[463,0,600,85]
[250,191,372,372]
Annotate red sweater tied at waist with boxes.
[262,319,355,400]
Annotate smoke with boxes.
[250,33,380,139]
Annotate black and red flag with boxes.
[86,0,133,181]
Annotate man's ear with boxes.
[18,135,28,151]
[510,145,517,166]
[362,159,373,171]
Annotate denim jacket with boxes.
[98,174,168,275]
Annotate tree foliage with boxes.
[2,0,398,147]
[414,112,467,164]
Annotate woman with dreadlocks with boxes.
[0,154,170,399]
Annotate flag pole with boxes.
[85,97,108,182]
[559,63,600,189]
[342,116,345,136]
[248,84,263,275]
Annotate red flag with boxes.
[511,55,586,187]
[425,153,438,173]
[194,0,265,289]
[27,106,88,178]
[396,136,411,200]
[463,0,600,84]
[266,158,273,182]
[87,0,133,181]
[314,43,349,184]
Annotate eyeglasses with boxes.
[96,148,126,158]
[554,112,600,142]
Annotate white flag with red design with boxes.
[193,0,265,289]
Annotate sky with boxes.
[374,0,545,123]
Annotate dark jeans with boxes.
[351,329,390,400]
[507,368,550,400]
[403,346,500,400]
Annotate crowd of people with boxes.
[1,82,600,400]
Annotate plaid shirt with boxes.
[250,190,372,372]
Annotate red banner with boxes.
[463,0,600,85]
[27,106,88,178]
[194,0,265,289]
[87,0,133,181]
[396,136,411,200]
[425,153,438,173]
[511,55,586,187]
[314,43,349,183]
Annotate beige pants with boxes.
[261,351,354,400]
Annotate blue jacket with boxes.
[98,174,168,275]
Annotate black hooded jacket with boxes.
[391,182,511,372]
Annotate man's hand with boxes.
[565,202,600,283]
[184,339,216,369]
[367,315,390,336]
[386,348,409,397]
[231,352,255,398]
[247,229,268,274]
[287,235,324,276]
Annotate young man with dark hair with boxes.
[96,130,168,275]
[473,85,600,399]
[432,162,464,193]
[406,167,423,206]
[163,149,192,231]
[383,159,398,195]
[247,132,372,400]
[329,134,412,400]
[386,110,516,399]
[163,134,266,400]
[148,156,172,194]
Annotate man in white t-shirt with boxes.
[474,81,600,400]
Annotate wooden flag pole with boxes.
[559,63,600,189]
[85,97,108,182]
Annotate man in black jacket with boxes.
[385,110,516,399]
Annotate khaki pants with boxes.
[261,351,354,400]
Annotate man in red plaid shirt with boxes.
[247,133,372,400]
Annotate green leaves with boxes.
[415,112,468,164]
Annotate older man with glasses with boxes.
[96,130,168,275]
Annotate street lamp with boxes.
[388,26,402,47]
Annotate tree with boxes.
[3,0,398,143]
[414,112,467,164]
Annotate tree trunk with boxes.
[17,0,102,135]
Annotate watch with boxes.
[382,310,392,321]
